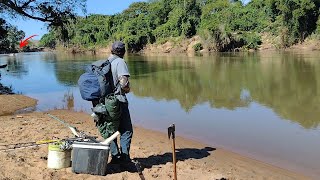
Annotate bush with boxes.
[316,18,320,35]
[242,33,262,49]
[40,33,56,48]
[193,43,203,52]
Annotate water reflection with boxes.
[41,53,106,86]
[128,55,252,111]
[45,52,320,129]
[63,91,74,110]
[5,56,28,78]
[136,54,320,128]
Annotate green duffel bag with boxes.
[96,117,120,139]
[93,94,121,139]
[105,93,121,122]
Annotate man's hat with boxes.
[112,41,125,51]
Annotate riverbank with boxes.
[0,47,45,55]
[0,83,14,95]
[0,95,310,179]
[50,35,320,55]
[0,95,37,115]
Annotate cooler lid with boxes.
[72,142,110,150]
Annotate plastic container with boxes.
[47,143,71,169]
[72,142,110,176]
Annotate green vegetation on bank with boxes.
[0,19,25,53]
[40,0,320,52]
[0,0,85,53]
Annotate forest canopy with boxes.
[0,0,86,52]
[37,0,320,52]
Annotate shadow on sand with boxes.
[136,147,216,168]
[106,147,216,175]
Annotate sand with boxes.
[0,95,37,115]
[0,95,310,180]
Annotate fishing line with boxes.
[0,95,98,150]
[9,95,179,147]
[8,95,186,149]
[8,95,76,129]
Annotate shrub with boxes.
[242,33,262,49]
[193,43,203,52]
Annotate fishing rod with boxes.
[0,139,59,152]
[0,96,100,152]
[0,137,87,152]
[46,113,99,143]
[3,96,123,148]
[9,95,99,142]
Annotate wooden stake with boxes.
[168,124,177,180]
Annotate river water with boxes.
[0,52,319,177]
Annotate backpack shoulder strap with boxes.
[106,57,121,93]
[92,59,108,67]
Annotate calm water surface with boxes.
[0,52,320,177]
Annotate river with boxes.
[0,52,319,178]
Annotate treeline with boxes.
[0,18,25,53]
[40,0,320,52]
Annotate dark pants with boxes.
[92,100,133,158]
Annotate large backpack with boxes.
[78,59,114,101]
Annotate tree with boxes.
[153,0,201,39]
[0,18,7,36]
[317,16,320,34]
[0,0,87,44]
[122,2,150,19]
[6,25,25,50]
[122,14,154,52]
[0,18,25,52]
[274,0,319,46]
[0,0,86,27]
[39,31,56,48]
[39,0,320,51]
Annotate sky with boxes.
[9,0,146,40]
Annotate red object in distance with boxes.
[20,35,38,48]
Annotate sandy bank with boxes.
[0,95,37,115]
[0,95,310,180]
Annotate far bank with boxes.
[49,36,320,56]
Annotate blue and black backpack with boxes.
[78,59,114,101]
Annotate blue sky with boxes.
[10,0,146,40]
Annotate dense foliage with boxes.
[0,0,86,52]
[0,18,25,52]
[41,0,320,52]
[0,0,86,27]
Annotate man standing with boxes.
[93,41,133,163]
